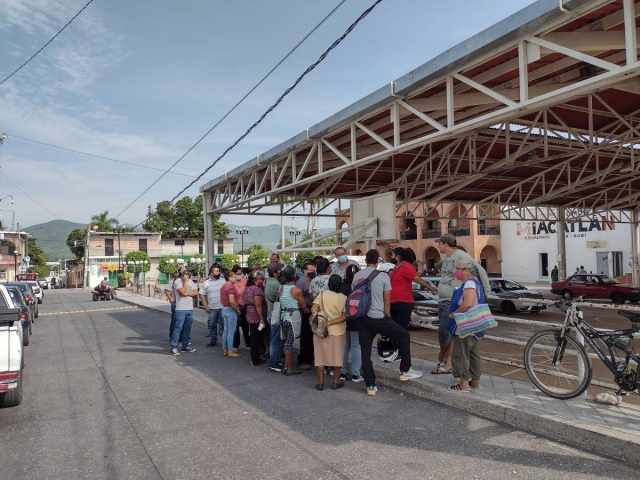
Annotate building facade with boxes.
[0,231,30,282]
[336,202,502,276]
[85,232,233,287]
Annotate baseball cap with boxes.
[267,262,281,276]
[435,233,457,247]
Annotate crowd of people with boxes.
[163,234,493,396]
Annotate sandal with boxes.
[284,370,302,376]
[227,352,242,358]
[431,363,452,375]
[332,381,345,390]
[448,384,471,392]
[470,383,484,390]
[315,384,324,391]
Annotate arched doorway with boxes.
[423,247,440,270]
[354,249,363,255]
[480,245,501,276]
[338,221,349,244]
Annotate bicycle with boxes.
[523,298,640,399]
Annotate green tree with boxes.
[124,250,151,284]
[276,238,293,249]
[218,254,240,271]
[66,228,88,259]
[143,195,230,238]
[247,248,270,269]
[25,238,49,278]
[294,251,316,266]
[91,211,118,232]
[158,255,180,278]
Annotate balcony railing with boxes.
[400,230,418,241]
[448,228,470,237]
[422,229,442,239]
[478,225,501,236]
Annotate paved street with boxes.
[2,290,639,480]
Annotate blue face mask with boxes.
[307,270,317,279]
[338,255,348,263]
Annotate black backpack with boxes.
[346,270,381,322]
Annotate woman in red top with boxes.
[389,247,437,330]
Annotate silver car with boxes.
[487,278,545,315]
[410,290,439,328]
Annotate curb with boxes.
[373,367,640,466]
[115,297,640,465]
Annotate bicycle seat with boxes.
[617,310,640,323]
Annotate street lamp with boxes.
[0,195,14,205]
[173,226,189,258]
[289,228,301,263]
[236,227,249,267]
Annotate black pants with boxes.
[390,302,414,330]
[233,311,250,349]
[357,315,411,387]
[297,311,314,366]
[249,322,263,364]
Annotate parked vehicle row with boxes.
[551,274,640,304]
[0,280,45,408]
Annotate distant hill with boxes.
[24,220,86,261]
[227,224,335,252]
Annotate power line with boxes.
[1,172,62,218]
[4,133,209,180]
[168,0,383,204]
[114,0,353,220]
[0,0,96,88]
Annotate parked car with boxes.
[0,285,23,408]
[26,281,43,304]
[487,278,546,315]
[38,279,49,290]
[551,274,640,304]
[5,287,32,346]
[6,282,38,319]
[410,290,439,328]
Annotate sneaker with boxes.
[252,360,267,367]
[339,374,348,382]
[269,365,283,373]
[399,368,423,381]
[367,385,378,396]
[170,348,180,356]
[329,369,334,376]
[351,375,364,383]
[181,346,197,353]
[206,342,217,347]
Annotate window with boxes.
[540,253,548,277]
[569,276,586,284]
[105,239,114,256]
[175,239,185,246]
[139,239,147,253]
[199,239,203,255]
[217,239,224,254]
[612,251,624,277]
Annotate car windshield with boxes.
[498,280,525,291]
[600,275,621,285]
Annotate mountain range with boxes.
[23,220,336,260]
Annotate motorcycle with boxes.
[92,283,117,301]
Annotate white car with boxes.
[0,285,23,407]
[26,281,43,304]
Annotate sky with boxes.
[0,0,537,234]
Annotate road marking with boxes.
[40,306,139,316]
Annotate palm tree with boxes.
[91,211,118,232]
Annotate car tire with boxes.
[611,292,626,305]
[37,299,42,304]
[561,290,574,301]
[23,330,29,346]
[501,301,516,315]
[34,308,38,319]
[92,293,99,301]
[0,373,23,408]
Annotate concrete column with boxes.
[557,208,567,281]
[631,209,639,285]
[203,205,215,270]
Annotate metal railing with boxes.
[447,228,470,237]
[400,230,418,240]
[422,229,442,239]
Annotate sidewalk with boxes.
[116,290,640,465]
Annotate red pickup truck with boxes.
[551,274,640,304]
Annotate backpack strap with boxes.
[367,270,381,282]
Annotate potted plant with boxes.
[117,272,132,287]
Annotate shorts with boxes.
[438,301,452,345]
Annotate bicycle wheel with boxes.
[524,329,592,399]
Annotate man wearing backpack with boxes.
[351,249,422,396]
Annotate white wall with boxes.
[500,217,632,284]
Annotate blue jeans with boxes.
[341,331,362,376]
[168,302,184,343]
[171,310,193,350]
[221,307,237,351]
[208,309,223,343]
[268,312,282,368]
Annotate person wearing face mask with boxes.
[432,234,490,375]
[200,264,226,347]
[447,258,485,392]
[220,270,242,358]
[330,247,359,279]
[232,265,251,352]
[170,267,198,356]
[295,261,317,370]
